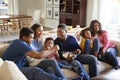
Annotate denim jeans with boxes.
[84,38,100,55]
[58,60,90,80]
[36,59,65,78]
[91,38,100,54]
[107,47,117,57]
[75,54,98,78]
[20,67,66,80]
[98,47,118,68]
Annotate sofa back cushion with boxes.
[0,44,9,57]
[0,60,27,80]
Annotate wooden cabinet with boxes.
[59,0,87,28]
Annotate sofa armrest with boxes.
[112,40,120,56]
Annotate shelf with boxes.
[74,0,80,4]
[59,0,87,28]
[60,3,65,5]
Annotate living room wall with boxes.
[18,0,99,28]
[19,0,59,28]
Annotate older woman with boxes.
[31,23,44,51]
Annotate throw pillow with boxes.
[0,60,28,80]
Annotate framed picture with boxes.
[46,7,53,19]
[53,7,59,19]
[46,0,52,5]
[53,0,59,5]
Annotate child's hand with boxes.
[53,45,60,51]
[40,51,51,58]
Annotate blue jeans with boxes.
[20,67,66,80]
[107,47,117,57]
[99,47,118,67]
[36,59,65,78]
[84,38,100,55]
[75,54,98,78]
[58,60,90,80]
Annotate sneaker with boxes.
[114,65,120,70]
[71,67,80,72]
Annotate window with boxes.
[0,0,8,15]
[100,0,120,41]
[0,0,18,15]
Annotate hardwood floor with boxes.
[0,29,19,43]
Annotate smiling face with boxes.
[24,33,34,44]
[45,40,54,49]
[20,27,34,45]
[35,26,43,38]
[21,33,34,45]
[57,27,67,40]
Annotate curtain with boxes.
[8,0,19,15]
[100,0,120,26]
[99,0,120,40]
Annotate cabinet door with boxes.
[59,0,87,28]
[60,13,66,24]
[80,15,86,27]
[72,14,80,28]
[60,0,66,13]
[66,0,72,13]
[73,0,80,14]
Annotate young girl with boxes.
[80,28,100,57]
[27,37,60,66]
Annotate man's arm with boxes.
[26,50,50,59]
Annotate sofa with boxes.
[0,58,28,80]
[0,28,120,80]
[0,43,28,80]
[44,28,120,79]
